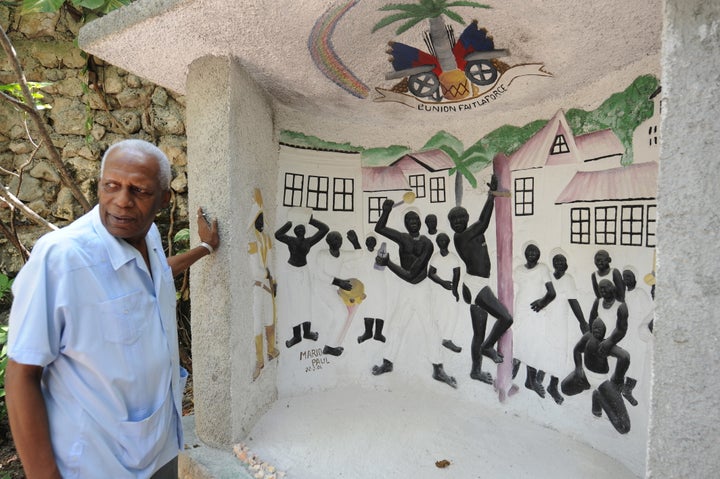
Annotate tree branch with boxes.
[0,26,92,212]
[0,186,59,232]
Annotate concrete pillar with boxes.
[648,1,720,476]
[186,55,278,447]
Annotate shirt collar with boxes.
[90,205,146,271]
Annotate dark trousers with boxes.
[151,456,178,479]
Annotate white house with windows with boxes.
[277,145,363,234]
[632,86,662,163]
[278,144,458,237]
[361,165,411,225]
[507,109,658,297]
[361,149,457,228]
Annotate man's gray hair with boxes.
[100,139,172,190]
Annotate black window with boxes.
[333,177,354,212]
[594,206,617,245]
[514,177,534,216]
[283,173,303,207]
[570,207,590,244]
[429,176,446,203]
[306,175,329,211]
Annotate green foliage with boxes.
[173,228,190,252]
[22,0,132,15]
[373,1,491,34]
[279,130,364,153]
[0,273,12,300]
[565,74,659,165]
[0,81,53,110]
[361,145,410,166]
[423,131,486,188]
[442,75,660,172]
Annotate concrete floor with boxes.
[180,386,641,479]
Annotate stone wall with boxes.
[0,6,188,275]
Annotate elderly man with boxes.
[6,139,219,479]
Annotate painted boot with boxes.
[285,324,302,348]
[547,375,564,405]
[357,317,374,343]
[622,377,639,406]
[372,358,393,375]
[374,318,386,342]
[302,321,318,341]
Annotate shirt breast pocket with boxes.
[99,290,149,345]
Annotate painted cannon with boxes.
[385,20,509,101]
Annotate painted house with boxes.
[361,165,411,225]
[279,144,458,235]
[362,149,457,229]
[632,86,662,164]
[277,145,363,233]
[507,109,657,296]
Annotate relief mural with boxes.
[309,1,551,111]
[262,75,659,441]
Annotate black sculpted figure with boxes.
[424,214,438,235]
[447,174,513,384]
[591,249,625,302]
[274,215,329,348]
[373,200,457,389]
[512,243,556,399]
[428,233,462,354]
[356,234,388,344]
[562,279,632,434]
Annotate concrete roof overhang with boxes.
[78,0,662,142]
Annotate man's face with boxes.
[592,319,606,340]
[594,251,610,271]
[326,232,342,250]
[425,215,437,231]
[98,147,169,249]
[524,245,540,264]
[598,280,615,300]
[436,233,450,250]
[448,209,469,233]
[404,212,421,235]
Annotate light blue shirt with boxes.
[9,206,186,478]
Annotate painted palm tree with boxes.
[423,131,489,206]
[373,0,491,99]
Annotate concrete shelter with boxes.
[79,1,720,477]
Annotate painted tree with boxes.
[422,130,489,206]
[372,0,491,99]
